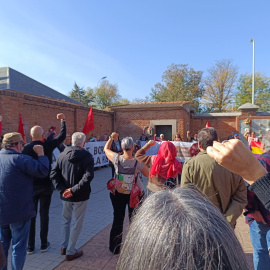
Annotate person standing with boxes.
[245,134,270,270]
[104,133,148,254]
[0,132,49,270]
[110,133,122,178]
[135,140,182,193]
[181,127,247,228]
[22,113,66,254]
[50,132,94,261]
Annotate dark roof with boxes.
[108,101,190,110]
[0,67,83,105]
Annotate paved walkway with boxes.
[6,166,255,269]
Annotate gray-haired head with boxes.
[116,186,248,270]
[121,137,134,151]
[72,132,86,147]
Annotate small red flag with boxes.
[206,122,210,128]
[82,107,95,135]
[18,113,26,141]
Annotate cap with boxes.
[234,134,239,137]
[2,132,22,144]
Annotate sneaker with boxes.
[27,247,35,255]
[40,242,51,253]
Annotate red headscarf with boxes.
[150,141,182,179]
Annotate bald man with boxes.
[22,113,66,255]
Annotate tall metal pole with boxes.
[250,39,255,104]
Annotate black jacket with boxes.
[22,121,66,195]
[50,146,94,202]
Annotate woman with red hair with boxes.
[135,140,182,193]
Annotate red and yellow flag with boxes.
[250,141,263,155]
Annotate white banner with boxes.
[52,141,198,168]
[140,141,198,162]
[52,141,109,168]
[84,141,109,167]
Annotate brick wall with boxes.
[1,89,269,143]
[191,116,237,141]
[114,107,189,140]
[0,90,113,142]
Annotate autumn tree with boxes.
[235,72,270,111]
[95,80,121,109]
[150,64,204,111]
[201,59,238,112]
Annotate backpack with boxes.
[114,157,138,194]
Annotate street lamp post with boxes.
[97,76,107,88]
[250,38,255,105]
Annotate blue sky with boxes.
[1,1,269,101]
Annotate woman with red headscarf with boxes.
[135,140,182,193]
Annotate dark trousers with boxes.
[109,191,134,254]
[111,164,115,178]
[28,193,52,249]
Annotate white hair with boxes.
[72,132,86,147]
[121,137,134,151]
[117,186,249,270]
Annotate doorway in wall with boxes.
[155,125,172,141]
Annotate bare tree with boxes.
[202,59,238,112]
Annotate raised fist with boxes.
[33,145,44,156]
[57,113,65,120]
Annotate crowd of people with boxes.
[1,113,270,270]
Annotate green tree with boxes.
[69,83,96,106]
[85,87,96,107]
[112,98,130,106]
[150,64,204,111]
[95,80,121,109]
[69,82,86,103]
[235,72,270,111]
[202,59,238,112]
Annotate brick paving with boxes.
[6,166,255,269]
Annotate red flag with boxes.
[206,122,210,128]
[82,107,95,134]
[18,113,26,141]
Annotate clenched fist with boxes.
[33,145,44,156]
[57,113,65,120]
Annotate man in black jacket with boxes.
[22,113,66,254]
[50,132,94,261]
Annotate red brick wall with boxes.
[191,116,238,141]
[114,107,189,140]
[0,90,113,142]
[1,90,269,144]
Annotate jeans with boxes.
[109,191,134,254]
[61,200,88,255]
[28,193,52,249]
[249,220,270,270]
[0,219,31,270]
